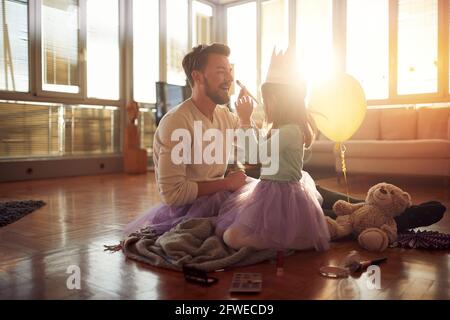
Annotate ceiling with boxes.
[208,0,242,4]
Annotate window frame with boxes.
[334,0,450,106]
[191,0,217,48]
[0,0,218,177]
[224,0,294,102]
[36,0,85,100]
[377,0,448,106]
[343,0,450,105]
[0,0,218,107]
[1,0,448,108]
[0,0,125,107]
[0,0,33,95]
[223,0,450,106]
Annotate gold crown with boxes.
[265,46,305,87]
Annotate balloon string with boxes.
[338,142,350,202]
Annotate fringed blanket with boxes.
[107,218,281,272]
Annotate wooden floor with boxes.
[0,172,449,300]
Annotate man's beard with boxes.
[205,79,230,105]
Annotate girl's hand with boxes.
[235,90,254,126]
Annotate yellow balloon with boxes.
[307,73,367,142]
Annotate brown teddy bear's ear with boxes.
[402,192,412,206]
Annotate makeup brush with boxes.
[236,80,259,104]
[319,251,388,278]
[343,251,387,273]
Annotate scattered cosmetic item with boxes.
[229,273,262,293]
[183,266,218,285]
[319,251,387,278]
[276,250,284,276]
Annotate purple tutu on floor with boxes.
[215,175,330,251]
[123,190,231,237]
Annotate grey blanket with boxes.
[121,218,280,272]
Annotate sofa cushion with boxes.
[417,107,450,139]
[351,109,380,140]
[342,140,450,158]
[380,108,417,140]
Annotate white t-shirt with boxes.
[153,98,240,206]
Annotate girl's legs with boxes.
[223,226,269,250]
[316,185,362,219]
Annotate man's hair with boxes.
[182,43,230,87]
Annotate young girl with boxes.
[215,82,331,251]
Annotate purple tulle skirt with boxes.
[215,176,330,251]
[123,171,329,251]
[123,190,231,237]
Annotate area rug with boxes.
[0,200,46,227]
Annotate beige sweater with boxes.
[153,98,241,206]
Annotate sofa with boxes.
[305,106,450,177]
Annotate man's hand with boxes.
[235,88,254,126]
[225,170,247,191]
[196,170,247,197]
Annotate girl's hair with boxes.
[261,82,316,148]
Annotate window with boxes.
[192,1,213,47]
[133,0,159,104]
[261,0,289,83]
[0,0,29,92]
[346,0,389,100]
[64,105,120,154]
[0,0,222,163]
[42,0,121,98]
[0,101,120,158]
[397,0,438,95]
[86,0,119,100]
[296,0,333,84]
[41,0,80,94]
[137,105,157,155]
[227,2,257,105]
[166,0,188,86]
[0,101,59,157]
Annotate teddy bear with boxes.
[326,182,412,252]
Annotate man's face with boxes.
[199,53,233,105]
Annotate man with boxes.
[124,43,251,236]
[154,43,249,206]
[124,43,445,237]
